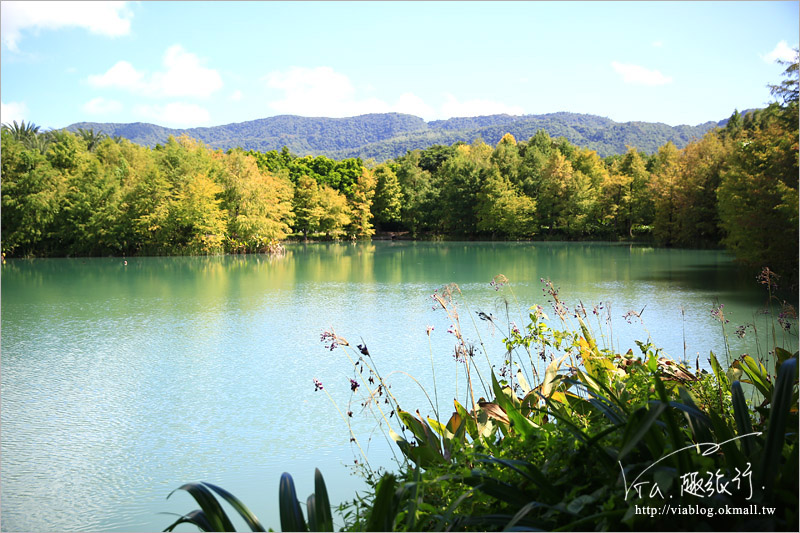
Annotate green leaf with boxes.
[306,494,318,532]
[475,456,548,490]
[653,377,689,474]
[773,347,795,373]
[204,482,266,532]
[587,396,625,426]
[707,410,749,471]
[759,358,797,495]
[491,370,538,439]
[740,355,771,399]
[504,500,548,531]
[464,472,531,508]
[312,468,333,532]
[618,402,666,461]
[168,482,235,532]
[709,351,730,392]
[730,381,755,457]
[366,473,398,532]
[725,359,744,385]
[454,399,479,440]
[279,472,308,532]
[163,509,215,532]
[404,467,422,531]
[541,353,568,398]
[675,388,713,444]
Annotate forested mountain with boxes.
[65,111,728,161]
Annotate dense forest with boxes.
[2,57,797,284]
[65,110,725,161]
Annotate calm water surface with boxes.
[1,242,793,531]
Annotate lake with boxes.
[1,241,793,532]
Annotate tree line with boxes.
[2,56,797,280]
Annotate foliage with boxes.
[3,62,797,282]
[371,163,404,230]
[164,469,333,532]
[324,279,799,532]
[63,111,723,162]
[163,274,798,531]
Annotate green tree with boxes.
[518,129,553,199]
[292,175,323,239]
[219,150,294,251]
[718,119,798,278]
[171,171,227,254]
[371,163,403,230]
[675,132,730,247]
[438,140,492,235]
[538,150,573,235]
[650,141,682,245]
[76,128,108,153]
[347,166,376,239]
[570,148,608,236]
[318,185,352,239]
[0,129,65,256]
[57,151,124,255]
[476,167,537,239]
[617,147,653,237]
[396,150,438,236]
[718,51,798,278]
[491,133,521,183]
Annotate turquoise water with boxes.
[1,242,793,531]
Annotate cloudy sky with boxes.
[1,1,797,129]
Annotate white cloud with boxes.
[264,66,417,117]
[151,45,223,98]
[394,92,436,119]
[264,66,372,116]
[652,41,664,48]
[762,40,798,64]
[441,93,524,117]
[83,97,123,115]
[1,101,28,124]
[88,60,144,89]
[611,61,673,86]
[263,66,513,120]
[1,1,132,51]
[230,90,243,101]
[133,102,211,127]
[88,45,223,99]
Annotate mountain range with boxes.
[65,111,733,161]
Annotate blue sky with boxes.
[1,1,797,130]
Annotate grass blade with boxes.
[676,388,714,444]
[730,381,754,457]
[313,468,333,532]
[475,455,549,490]
[163,509,215,532]
[366,473,398,532]
[654,376,690,474]
[204,482,266,532]
[759,358,797,495]
[168,482,235,532]
[306,494,318,532]
[279,472,308,532]
[617,402,666,461]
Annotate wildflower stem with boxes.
[321,387,372,474]
[427,333,441,425]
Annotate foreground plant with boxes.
[165,276,798,531]
[163,469,332,532]
[330,278,798,531]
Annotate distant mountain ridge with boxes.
[65,111,732,161]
